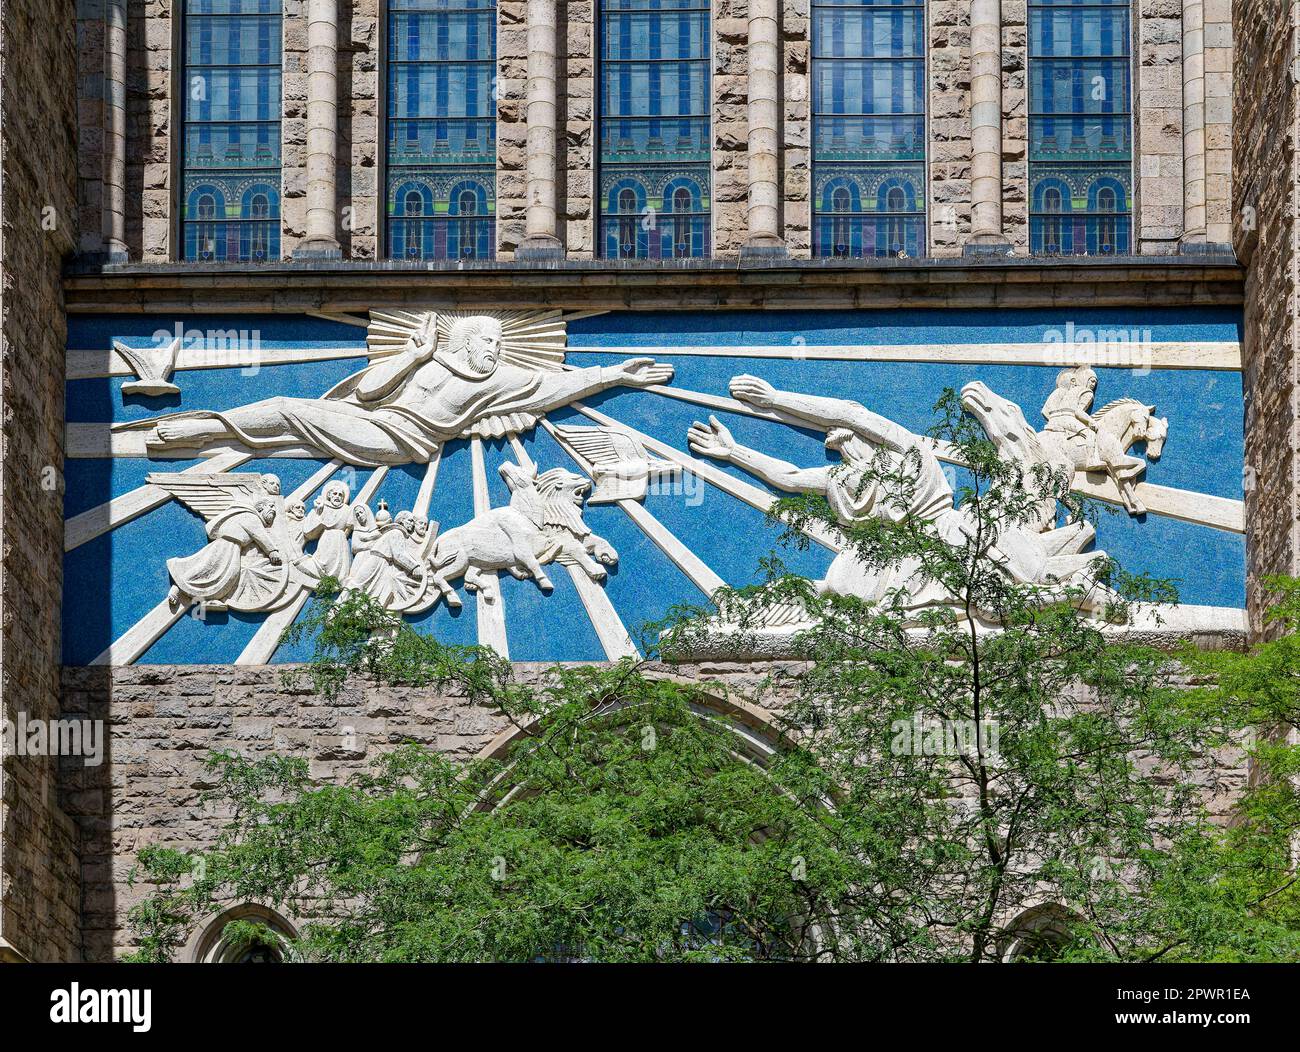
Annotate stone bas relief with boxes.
[964,365,1168,519]
[115,313,673,465]
[432,463,617,600]
[131,310,1178,646]
[688,374,1120,624]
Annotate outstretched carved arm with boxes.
[687,416,831,495]
[355,346,428,403]
[520,358,676,414]
[729,375,915,453]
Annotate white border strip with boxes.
[568,341,1242,370]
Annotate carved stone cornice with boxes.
[62,257,1245,314]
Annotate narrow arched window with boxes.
[385,0,497,260]
[617,187,639,259]
[599,1,711,259]
[181,1,283,262]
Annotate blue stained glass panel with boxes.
[385,0,497,260]
[181,0,283,261]
[811,0,927,259]
[598,0,711,259]
[1028,0,1134,255]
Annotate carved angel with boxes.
[150,471,298,613]
[553,424,681,503]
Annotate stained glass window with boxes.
[385,0,497,261]
[811,0,926,259]
[181,0,282,262]
[598,0,710,259]
[1028,0,1132,255]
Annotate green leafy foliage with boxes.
[126,395,1300,962]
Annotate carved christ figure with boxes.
[119,315,674,467]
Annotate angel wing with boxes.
[146,472,266,523]
[555,425,643,467]
[115,337,181,395]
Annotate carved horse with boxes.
[1044,398,1167,516]
[960,382,1167,518]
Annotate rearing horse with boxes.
[1044,398,1168,516]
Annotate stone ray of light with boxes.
[470,437,509,657]
[567,341,1242,370]
[569,401,842,552]
[91,596,190,666]
[236,593,310,666]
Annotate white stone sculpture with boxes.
[430,462,618,602]
[301,480,355,581]
[961,366,1168,517]
[686,375,1112,620]
[154,472,317,612]
[343,500,457,613]
[114,312,674,466]
[553,424,681,502]
[114,336,181,396]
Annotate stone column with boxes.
[295,0,342,257]
[102,0,128,261]
[963,0,1010,255]
[741,0,787,258]
[1179,0,1207,248]
[517,0,563,260]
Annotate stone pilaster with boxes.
[1180,0,1207,246]
[713,4,749,258]
[1136,0,1184,255]
[741,0,787,256]
[930,0,973,257]
[1201,0,1232,248]
[517,0,563,259]
[340,0,379,260]
[295,0,342,257]
[780,0,810,257]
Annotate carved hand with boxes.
[687,415,737,461]
[613,357,675,387]
[267,550,283,567]
[730,374,779,410]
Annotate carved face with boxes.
[412,517,430,540]
[287,501,306,521]
[352,503,372,529]
[1143,413,1168,459]
[536,468,591,507]
[448,317,504,376]
[323,482,349,508]
[260,474,281,496]
[255,500,277,526]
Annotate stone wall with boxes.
[0,0,82,962]
[59,661,804,959]
[1234,0,1298,634]
[60,659,1249,961]
[1136,0,1185,254]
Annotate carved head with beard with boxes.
[443,316,504,379]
